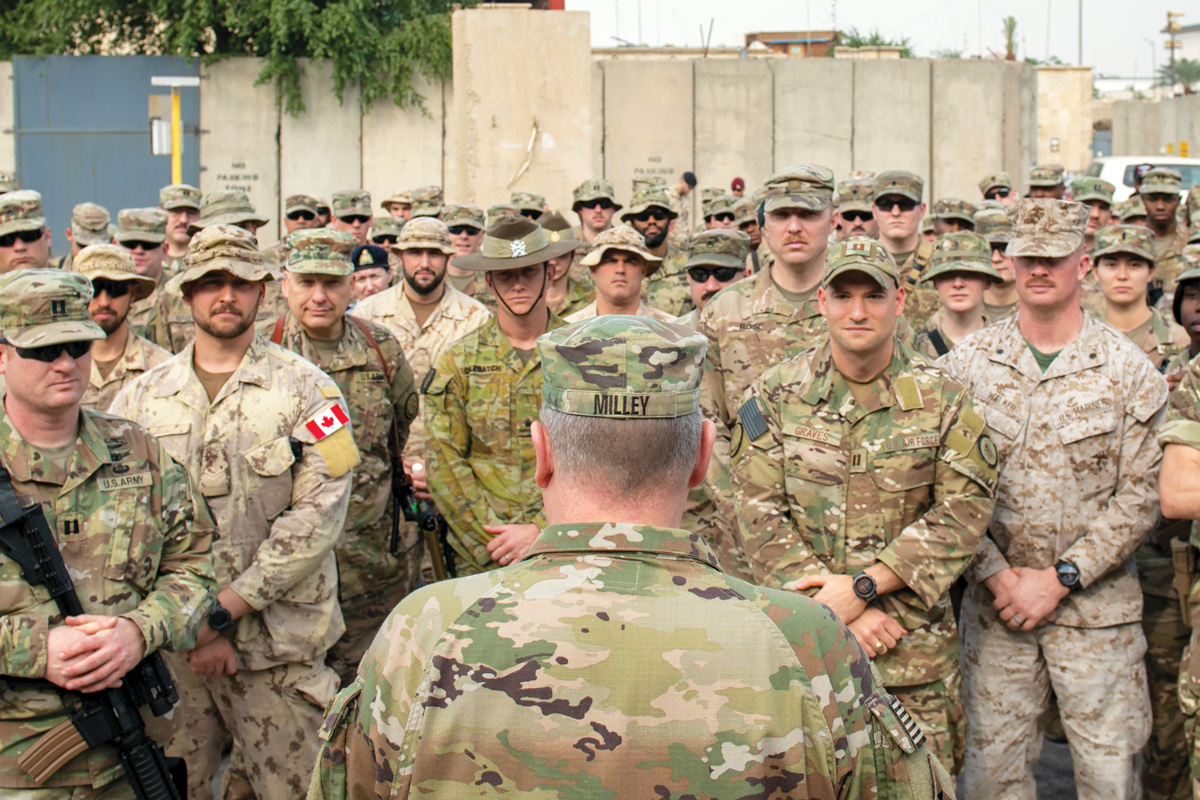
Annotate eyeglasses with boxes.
[92,278,131,298]
[632,208,669,223]
[339,215,370,225]
[287,210,316,221]
[710,212,736,224]
[447,225,481,236]
[579,198,615,211]
[371,235,399,245]
[519,209,542,220]
[121,240,159,252]
[687,266,742,283]
[873,197,919,213]
[841,210,874,223]
[0,229,44,248]
[15,340,92,362]
[985,189,1011,200]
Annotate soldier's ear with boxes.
[688,419,716,490]
[532,421,555,489]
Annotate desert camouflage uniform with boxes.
[143,273,288,354]
[642,244,692,317]
[262,311,418,683]
[731,337,996,773]
[942,312,1166,800]
[424,314,565,575]
[352,283,490,461]
[110,335,355,800]
[81,332,171,414]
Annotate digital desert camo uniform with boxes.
[0,269,216,795]
[309,314,954,800]
[110,225,359,800]
[941,199,1166,799]
[261,228,420,685]
[730,237,997,774]
[73,243,171,413]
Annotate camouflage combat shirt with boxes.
[81,330,172,414]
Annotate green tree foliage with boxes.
[835,27,915,58]
[1001,16,1017,61]
[1156,58,1200,95]
[0,0,468,115]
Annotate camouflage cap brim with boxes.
[579,242,664,277]
[390,237,456,256]
[1072,188,1113,204]
[162,198,200,211]
[114,230,166,245]
[572,191,622,211]
[936,210,975,224]
[178,260,277,289]
[821,262,896,290]
[411,203,443,218]
[71,227,113,247]
[920,258,1004,285]
[685,251,744,270]
[1028,177,1064,188]
[763,192,830,214]
[188,212,270,235]
[452,234,578,272]
[285,260,354,277]
[5,319,106,349]
[1093,240,1155,262]
[0,216,44,239]
[838,199,873,215]
[1006,233,1082,259]
[619,200,677,223]
[77,267,158,302]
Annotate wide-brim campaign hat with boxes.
[452,215,579,272]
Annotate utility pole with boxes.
[1167,12,1184,96]
[1078,0,1082,65]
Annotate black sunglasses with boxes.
[519,209,542,219]
[687,266,741,283]
[579,198,615,211]
[339,215,370,225]
[287,210,316,221]
[121,240,159,252]
[92,278,131,298]
[842,210,874,223]
[632,208,669,223]
[0,229,44,248]
[371,234,399,245]
[710,212,736,223]
[985,188,1011,200]
[874,197,919,212]
[447,225,481,236]
[15,340,92,362]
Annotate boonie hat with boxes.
[579,225,663,276]
[179,224,276,289]
[0,268,105,347]
[391,216,456,256]
[73,244,158,302]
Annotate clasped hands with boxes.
[46,615,146,693]
[985,566,1066,632]
[787,573,906,659]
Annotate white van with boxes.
[1081,156,1200,202]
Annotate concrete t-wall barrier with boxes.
[931,60,1005,201]
[1035,67,1093,172]
[0,62,13,176]
[852,60,932,187]
[361,71,444,225]
[772,59,854,186]
[693,60,774,198]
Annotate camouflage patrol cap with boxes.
[922,232,1003,284]
[631,176,667,194]
[1070,177,1115,205]
[700,187,725,202]
[933,197,978,224]
[188,190,269,235]
[732,196,757,227]
[1005,199,1089,258]
[0,268,105,348]
[285,194,320,215]
[331,190,372,219]
[159,183,201,211]
[0,191,45,238]
[978,172,1012,196]
[1139,167,1183,196]
[537,315,706,419]
[919,215,934,235]
[1173,246,1200,324]
[762,164,836,213]
[836,179,874,215]
[511,192,547,215]
[179,224,275,289]
[1092,225,1156,263]
[702,194,739,219]
[686,229,751,270]
[284,228,356,276]
[572,178,622,211]
[874,170,924,203]
[1117,195,1147,222]
[410,186,443,218]
[441,203,486,229]
[368,216,405,241]
[487,203,518,227]
[620,188,678,222]
[72,244,157,302]
[380,189,412,211]
[392,216,455,255]
[579,225,664,276]
[974,207,1013,244]
[538,211,581,249]
[70,203,112,247]
[0,172,16,194]
[822,236,900,289]
[315,197,331,215]
[115,208,167,245]
[1028,164,1066,188]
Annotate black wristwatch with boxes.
[1055,560,1081,591]
[208,600,234,633]
[852,571,878,603]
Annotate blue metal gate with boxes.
[13,55,200,250]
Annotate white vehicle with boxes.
[1082,156,1200,202]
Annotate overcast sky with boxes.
[566,0,1189,80]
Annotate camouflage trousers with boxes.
[890,671,965,777]
[961,586,1151,800]
[1141,591,1190,800]
[165,654,339,800]
[1175,579,1200,800]
[328,516,423,684]
[9,785,133,800]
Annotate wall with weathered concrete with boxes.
[694,60,774,198]
[1111,96,1200,158]
[852,60,931,185]
[0,62,13,175]
[772,59,853,185]
[1035,67,1093,172]
[931,60,1005,201]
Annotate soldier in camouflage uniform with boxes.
[1118,194,1148,226]
[942,199,1165,800]
[75,244,171,413]
[330,190,373,247]
[110,225,358,800]
[260,229,419,685]
[914,232,1004,359]
[731,236,996,774]
[0,269,216,797]
[874,172,938,330]
[158,183,201,276]
[565,225,676,324]
[539,210,591,317]
[409,186,442,219]
[979,171,1017,205]
[424,216,576,574]
[0,191,53,273]
[442,203,491,307]
[931,198,977,235]
[1027,164,1067,199]
[511,191,547,221]
[622,188,693,317]
[0,171,15,193]
[702,193,739,230]
[55,202,111,271]
[835,178,878,242]
[367,215,403,247]
[309,314,954,800]
[113,208,169,336]
[1140,168,1189,304]
[1165,250,1200,382]
[1071,177,1116,258]
[262,194,322,268]
[379,189,412,221]
[571,177,620,249]
[676,229,749,330]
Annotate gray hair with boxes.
[539,405,703,498]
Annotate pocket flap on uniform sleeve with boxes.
[244,436,296,478]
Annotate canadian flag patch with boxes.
[305,403,349,440]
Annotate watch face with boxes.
[854,574,875,598]
[1057,563,1080,586]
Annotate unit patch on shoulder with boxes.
[978,433,998,468]
[738,397,769,441]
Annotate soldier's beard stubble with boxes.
[194,302,258,339]
[405,269,445,296]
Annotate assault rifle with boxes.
[391,460,456,581]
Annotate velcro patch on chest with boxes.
[738,398,769,441]
[98,473,152,491]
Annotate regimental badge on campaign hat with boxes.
[454,215,581,272]
[537,315,706,419]
[70,203,112,247]
[579,225,664,276]
[922,232,1004,284]
[1092,225,1156,263]
[761,165,836,213]
[822,236,900,289]
[285,229,356,276]
[73,244,158,302]
[1005,199,1089,259]
[538,211,581,248]
[0,268,106,347]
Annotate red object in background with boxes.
[548,0,565,7]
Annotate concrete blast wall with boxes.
[0,62,13,176]
[1035,67,1093,172]
[1112,97,1200,158]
